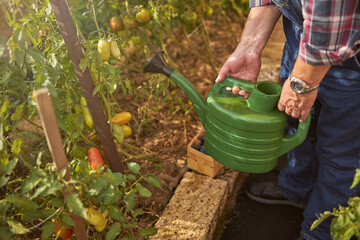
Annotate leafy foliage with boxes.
[0,0,247,239]
[311,169,360,240]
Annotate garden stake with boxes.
[33,88,88,240]
[49,0,124,173]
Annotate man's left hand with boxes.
[278,79,318,122]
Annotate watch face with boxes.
[290,79,305,93]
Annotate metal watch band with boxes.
[289,73,319,94]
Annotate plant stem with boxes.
[218,6,238,45]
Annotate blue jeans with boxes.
[273,1,360,239]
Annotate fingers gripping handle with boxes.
[213,76,255,93]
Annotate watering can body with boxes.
[144,51,311,173]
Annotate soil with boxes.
[14,10,287,238]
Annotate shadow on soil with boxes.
[220,156,304,240]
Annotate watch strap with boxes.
[290,73,319,94]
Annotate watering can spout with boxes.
[143,51,174,78]
[143,51,207,124]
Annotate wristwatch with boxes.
[289,73,319,94]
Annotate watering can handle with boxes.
[279,115,311,156]
[213,76,255,93]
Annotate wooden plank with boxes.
[187,129,223,178]
[49,0,124,173]
[33,88,88,240]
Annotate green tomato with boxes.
[204,6,214,18]
[181,11,198,25]
[97,39,111,62]
[124,16,138,29]
[135,8,151,24]
[130,35,142,47]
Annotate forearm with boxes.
[236,6,282,56]
[292,57,330,87]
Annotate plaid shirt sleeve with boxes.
[300,0,360,65]
[249,0,273,8]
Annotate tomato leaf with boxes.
[125,192,136,211]
[137,183,152,197]
[15,48,24,67]
[3,158,18,176]
[141,227,158,237]
[108,205,125,221]
[105,222,121,240]
[61,213,75,227]
[22,173,41,193]
[7,220,30,235]
[131,208,145,218]
[27,47,46,64]
[127,162,140,174]
[93,84,101,96]
[311,211,333,231]
[0,176,10,187]
[66,193,85,218]
[350,169,360,189]
[6,194,40,209]
[11,138,23,155]
[144,176,162,189]
[40,220,56,240]
[79,55,89,72]
[113,123,124,144]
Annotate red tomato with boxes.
[55,221,74,240]
[109,16,124,31]
[87,147,104,171]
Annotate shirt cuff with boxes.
[249,0,273,9]
[299,40,360,66]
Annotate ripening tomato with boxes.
[122,125,132,137]
[135,8,151,24]
[123,15,138,29]
[97,39,111,62]
[109,16,124,31]
[87,147,104,171]
[84,206,108,232]
[112,112,132,125]
[54,221,74,240]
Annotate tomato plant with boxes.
[0,0,248,239]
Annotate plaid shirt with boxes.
[249,0,360,65]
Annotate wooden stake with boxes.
[33,88,88,240]
[49,0,124,173]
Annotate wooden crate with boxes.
[187,129,223,177]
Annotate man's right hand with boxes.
[215,5,282,98]
[215,50,261,98]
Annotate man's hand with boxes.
[279,57,330,122]
[215,52,261,98]
[215,6,281,98]
[278,79,318,122]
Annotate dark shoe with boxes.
[245,181,306,209]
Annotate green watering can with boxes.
[143,51,311,173]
